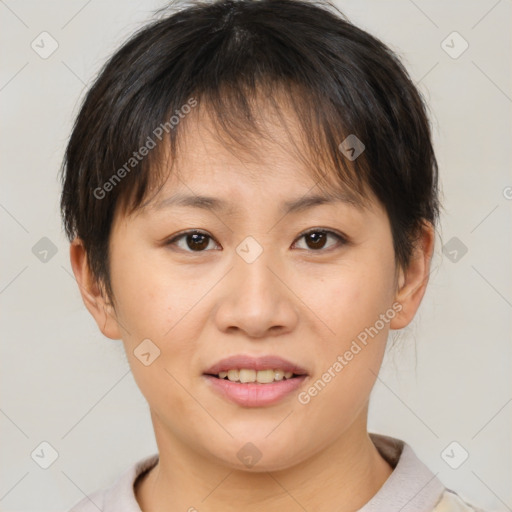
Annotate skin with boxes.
[70,102,434,511]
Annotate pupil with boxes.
[307,232,326,249]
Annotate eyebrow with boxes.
[151,190,364,215]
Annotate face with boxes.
[73,104,431,472]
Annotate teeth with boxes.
[215,369,297,383]
[273,370,285,381]
[255,369,274,383]
[239,369,256,383]
[227,369,239,382]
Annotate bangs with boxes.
[120,79,372,217]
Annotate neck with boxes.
[135,408,393,511]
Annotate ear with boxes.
[69,237,122,340]
[390,222,435,330]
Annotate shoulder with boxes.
[433,490,487,512]
[65,453,159,512]
[364,434,487,512]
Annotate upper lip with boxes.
[204,355,308,376]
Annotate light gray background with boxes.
[1,1,511,510]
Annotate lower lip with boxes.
[203,375,308,407]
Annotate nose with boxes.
[213,247,299,339]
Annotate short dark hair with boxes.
[60,0,440,305]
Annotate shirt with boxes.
[67,433,485,512]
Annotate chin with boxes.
[208,439,309,473]
[227,455,300,473]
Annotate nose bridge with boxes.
[214,234,298,337]
[234,235,276,301]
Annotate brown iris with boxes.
[303,231,328,250]
[185,233,210,251]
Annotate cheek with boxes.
[296,261,395,438]
[109,252,201,414]
[109,247,211,372]
[311,255,396,340]
[110,248,191,338]
[304,245,396,387]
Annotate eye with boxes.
[165,230,219,252]
[293,228,347,251]
[165,228,347,253]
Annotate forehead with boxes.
[140,100,370,214]
[177,98,313,180]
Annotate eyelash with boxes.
[164,228,348,253]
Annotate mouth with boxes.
[202,355,309,407]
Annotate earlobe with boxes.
[390,222,435,330]
[69,237,122,340]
